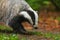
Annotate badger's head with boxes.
[19,10,38,29]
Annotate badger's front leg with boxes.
[8,16,28,34]
[9,21,28,34]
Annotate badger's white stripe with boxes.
[33,10,38,27]
[19,11,33,25]
[27,7,38,27]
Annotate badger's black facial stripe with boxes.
[22,10,35,25]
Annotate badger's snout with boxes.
[34,27,38,29]
[33,25,38,29]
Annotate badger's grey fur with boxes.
[0,0,31,24]
[0,0,38,34]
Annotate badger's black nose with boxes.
[34,27,38,29]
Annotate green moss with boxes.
[0,33,18,40]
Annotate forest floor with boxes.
[0,11,60,40]
[17,11,60,40]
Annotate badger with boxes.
[0,0,38,34]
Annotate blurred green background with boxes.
[26,0,60,11]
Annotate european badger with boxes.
[0,0,38,34]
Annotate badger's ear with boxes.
[35,11,38,13]
[35,11,39,15]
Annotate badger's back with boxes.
[0,0,30,24]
